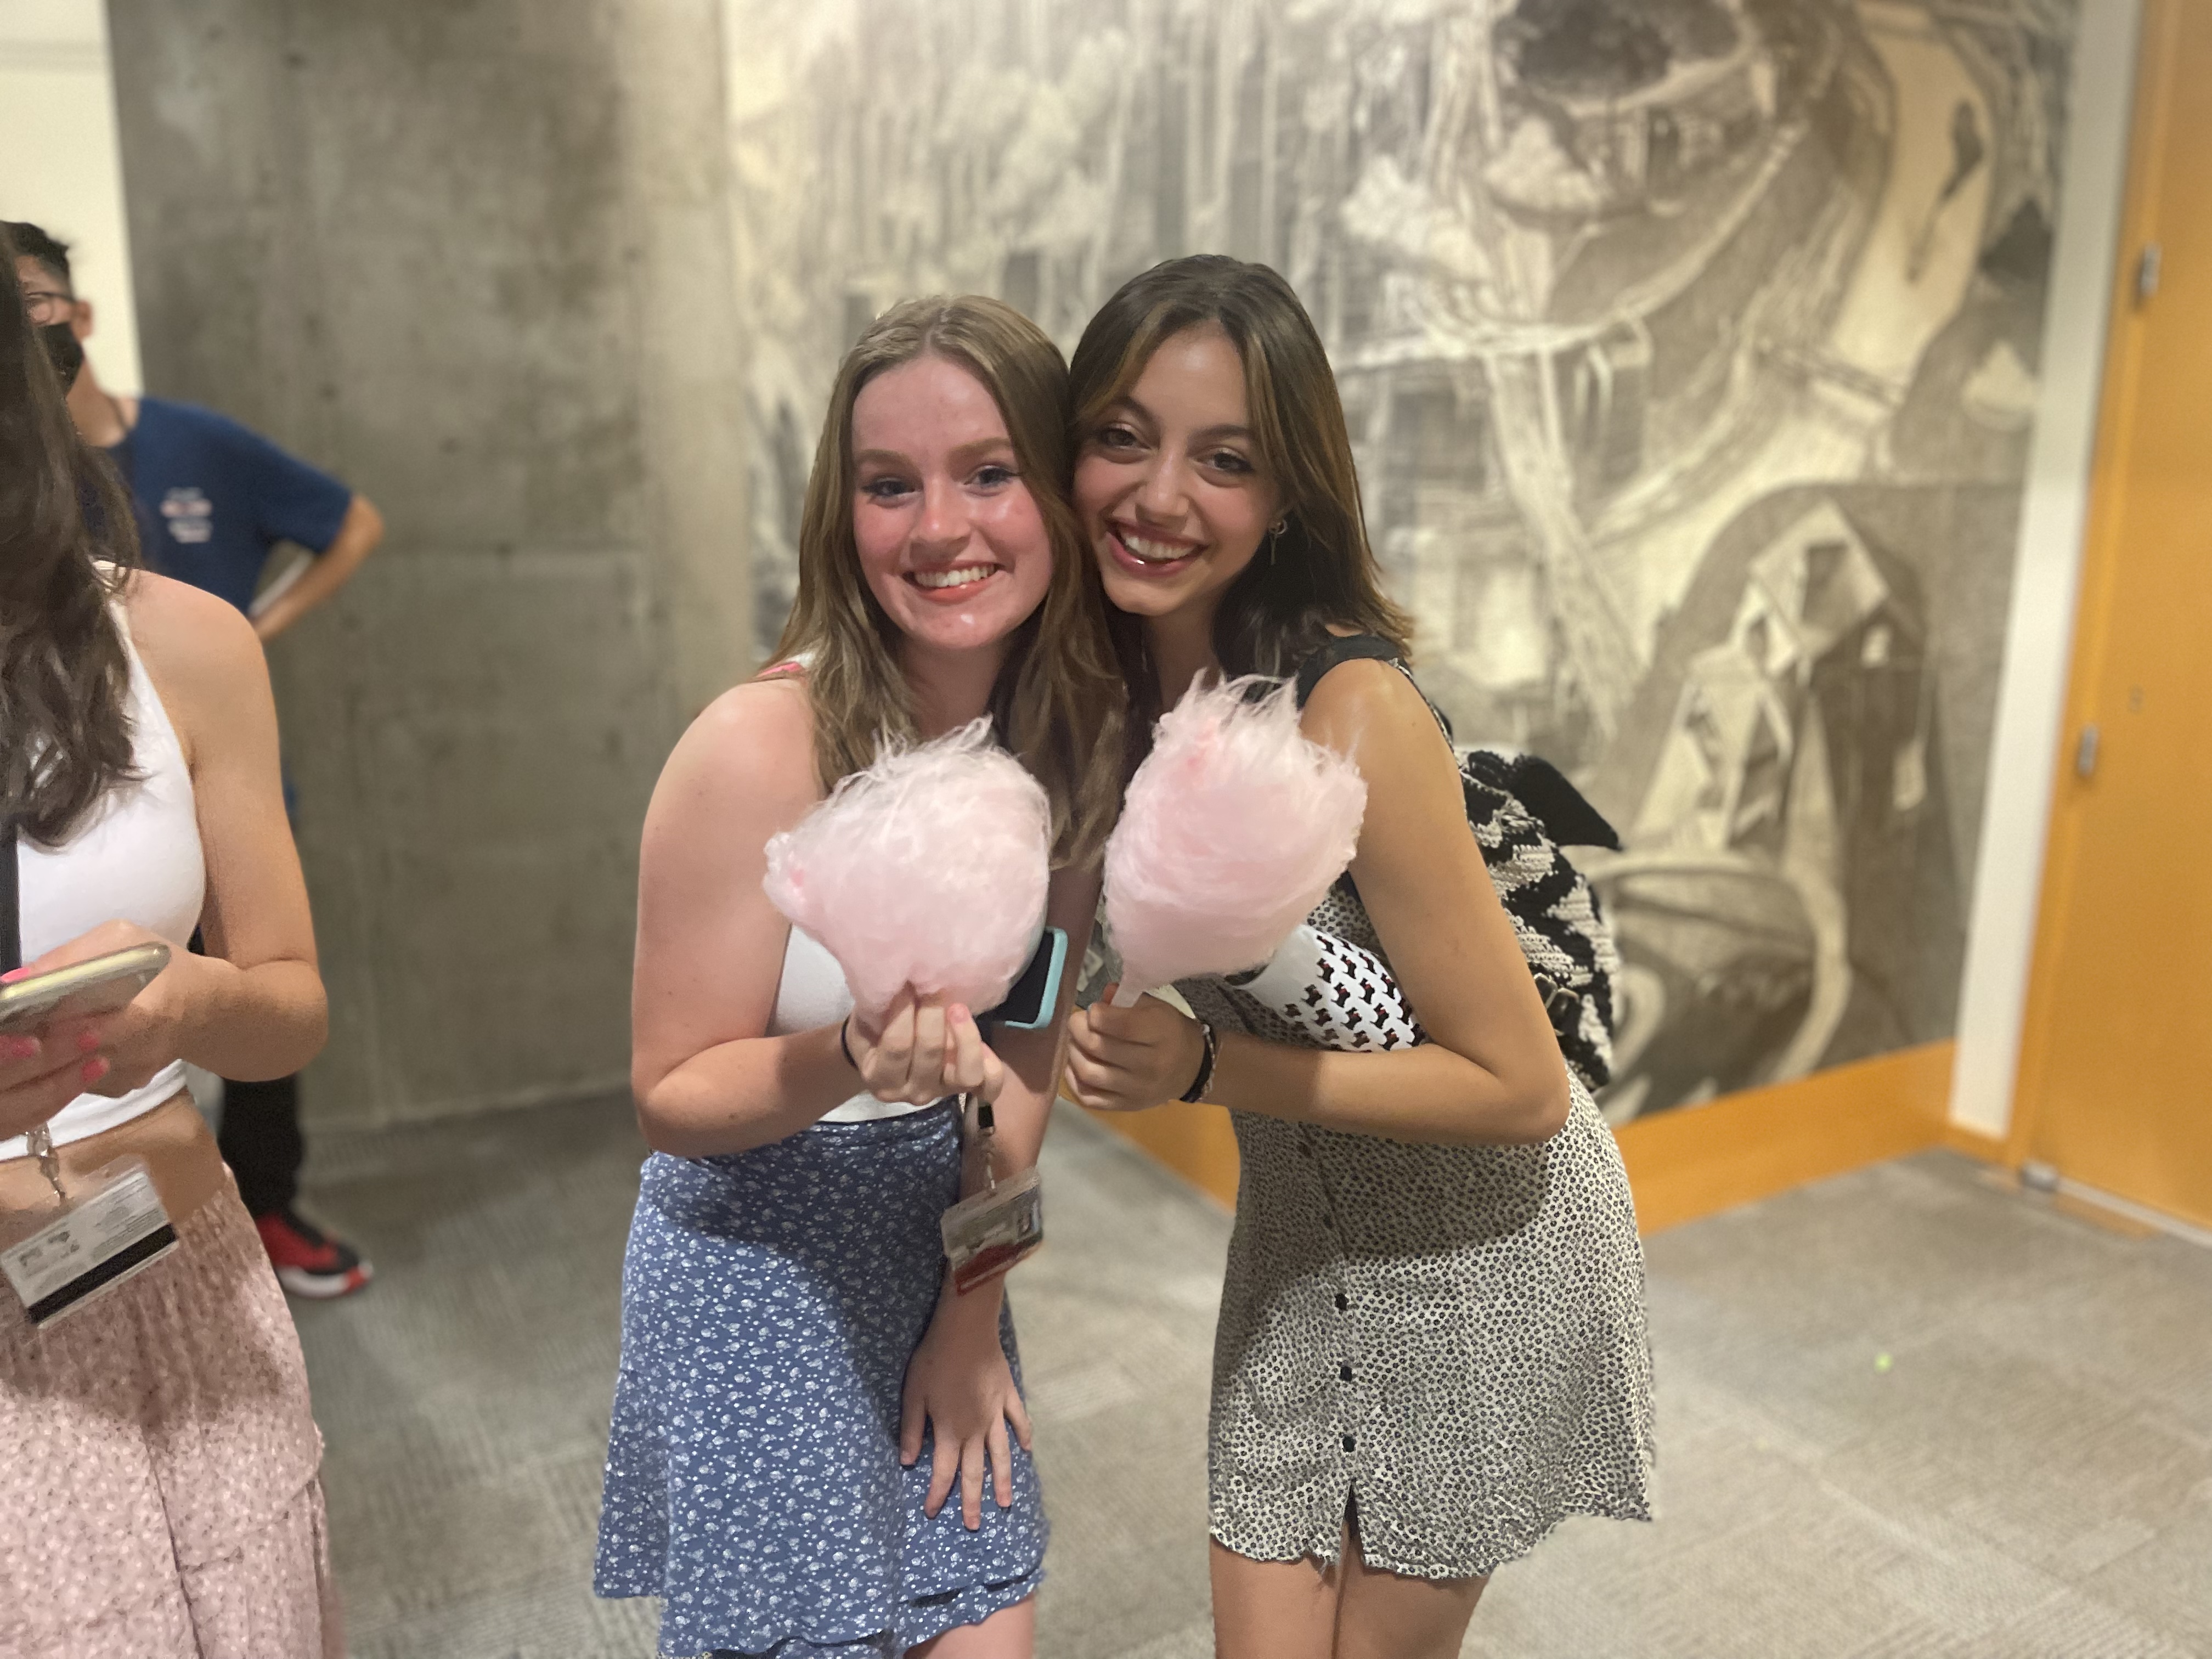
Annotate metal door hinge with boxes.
[2136,242,2162,305]
[2075,723,2101,779]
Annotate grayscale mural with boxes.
[722,0,2077,1118]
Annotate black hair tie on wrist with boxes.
[1180,1019,1218,1103]
[838,1016,858,1072]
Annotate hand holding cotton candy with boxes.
[1103,676,1367,1008]
[763,720,1051,1023]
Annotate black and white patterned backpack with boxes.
[1291,635,1622,1087]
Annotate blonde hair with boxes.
[769,295,1126,867]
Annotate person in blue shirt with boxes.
[14,221,381,1299]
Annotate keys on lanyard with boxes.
[27,1125,64,1204]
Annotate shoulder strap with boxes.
[2,819,19,974]
[1293,634,1403,709]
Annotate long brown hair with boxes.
[770,295,1125,867]
[1068,255,1412,736]
[0,224,140,845]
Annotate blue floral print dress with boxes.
[595,1102,1045,1658]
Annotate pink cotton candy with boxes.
[763,720,1051,1022]
[1104,676,1367,1006]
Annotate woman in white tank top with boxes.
[593,297,1127,1658]
[0,242,336,1658]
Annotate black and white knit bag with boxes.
[1233,636,1621,1088]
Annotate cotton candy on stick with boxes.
[763,719,1051,1024]
[1103,676,1367,1008]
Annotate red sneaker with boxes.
[256,1207,374,1299]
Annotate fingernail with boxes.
[0,968,25,983]
[81,1057,110,1085]
[76,1029,102,1054]
[4,1036,36,1060]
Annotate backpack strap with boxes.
[1293,634,1404,709]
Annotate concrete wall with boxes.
[107,0,751,1128]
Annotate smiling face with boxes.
[1073,324,1282,628]
[850,352,1056,665]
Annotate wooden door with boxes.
[2012,0,2212,1229]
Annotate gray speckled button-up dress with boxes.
[1179,881,1656,1581]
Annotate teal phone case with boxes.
[988,926,1068,1031]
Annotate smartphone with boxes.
[0,943,171,1036]
[979,927,1068,1033]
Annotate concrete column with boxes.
[610,0,753,721]
[106,0,744,1127]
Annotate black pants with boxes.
[216,1073,303,1218]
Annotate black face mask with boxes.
[37,320,84,392]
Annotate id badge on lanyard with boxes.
[0,1150,178,1329]
[0,818,178,1329]
[940,1094,1043,1296]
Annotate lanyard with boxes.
[966,1014,1000,1189]
[2,816,18,974]
[1,818,65,1203]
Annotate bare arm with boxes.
[629,678,1000,1155]
[913,862,1096,1339]
[252,493,383,642]
[1069,661,1568,1147]
[897,858,1096,1528]
[629,679,861,1156]
[100,573,326,1081]
[960,862,1099,1193]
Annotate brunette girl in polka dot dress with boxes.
[1065,257,1654,1659]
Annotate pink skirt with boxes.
[0,1178,342,1658]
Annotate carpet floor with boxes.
[287,1099,2212,1658]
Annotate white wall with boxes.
[1,0,142,393]
[1949,1,2144,1139]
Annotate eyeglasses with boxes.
[21,290,76,325]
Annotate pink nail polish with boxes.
[76,1029,102,1054]
[5,1037,35,1061]
[81,1057,110,1085]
